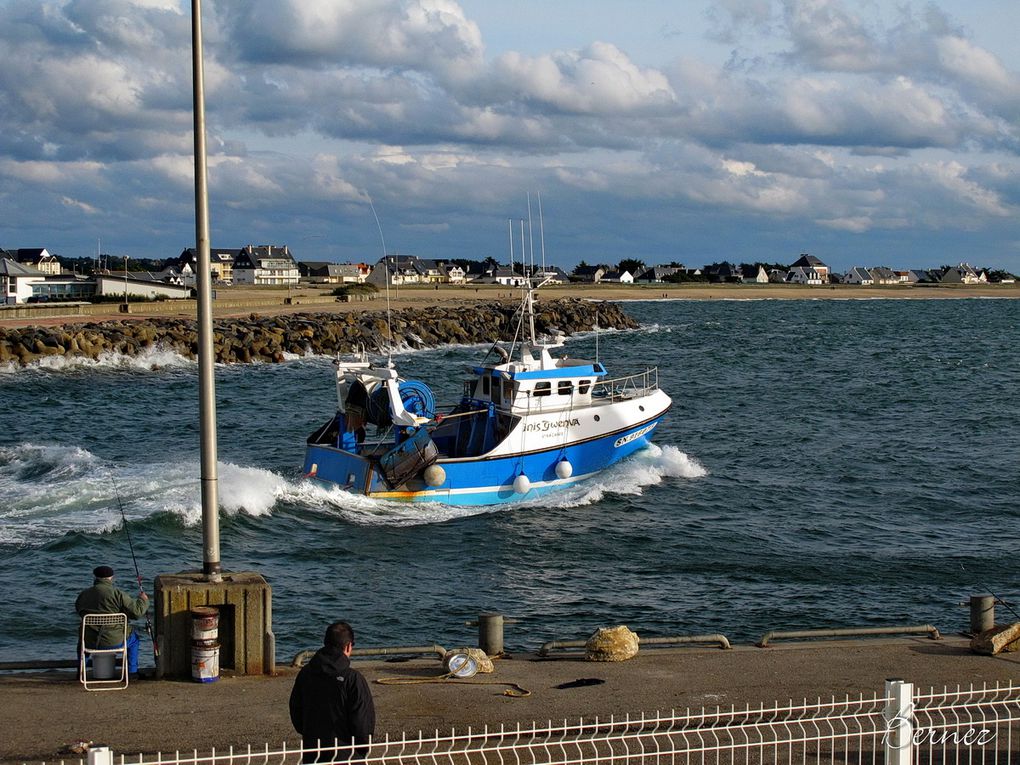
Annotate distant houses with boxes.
[1,237,1015,308]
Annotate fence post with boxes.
[884,678,914,765]
[87,746,114,765]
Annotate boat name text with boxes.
[523,417,580,433]
[614,424,656,448]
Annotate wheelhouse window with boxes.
[558,381,573,395]
[578,380,591,395]
[482,376,491,396]
[534,382,551,397]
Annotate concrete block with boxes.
[154,571,275,678]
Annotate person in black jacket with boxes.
[290,621,376,763]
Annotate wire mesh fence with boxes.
[37,680,1020,765]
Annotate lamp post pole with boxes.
[123,256,128,307]
[192,0,221,581]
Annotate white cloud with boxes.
[0,0,1018,272]
[61,196,99,215]
[489,42,675,114]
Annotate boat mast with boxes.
[521,219,535,345]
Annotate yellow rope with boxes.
[374,674,531,698]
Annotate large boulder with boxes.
[585,625,639,662]
[971,622,1020,655]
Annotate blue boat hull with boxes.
[303,414,667,506]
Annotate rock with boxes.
[0,298,638,367]
[585,625,639,662]
[971,622,1020,655]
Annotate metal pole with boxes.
[477,613,504,656]
[192,0,220,581]
[883,679,914,765]
[970,594,995,634]
[87,746,114,765]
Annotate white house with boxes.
[740,265,769,284]
[493,266,527,286]
[635,267,679,283]
[444,264,466,283]
[790,254,829,282]
[233,245,300,286]
[177,248,239,284]
[95,273,190,300]
[1,258,48,304]
[844,267,874,285]
[940,263,985,284]
[601,270,634,283]
[869,266,899,285]
[786,266,823,285]
[13,248,62,275]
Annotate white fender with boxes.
[555,459,573,479]
[513,473,531,494]
[423,464,446,487]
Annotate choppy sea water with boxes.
[1,298,1017,663]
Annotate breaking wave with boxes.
[0,346,196,374]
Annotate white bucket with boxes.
[191,642,220,683]
[92,652,117,680]
[191,607,219,642]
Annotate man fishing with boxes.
[75,565,150,677]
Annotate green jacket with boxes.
[75,579,149,648]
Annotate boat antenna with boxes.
[527,193,535,278]
[537,191,546,275]
[112,477,158,666]
[521,219,535,344]
[595,309,600,365]
[368,197,393,362]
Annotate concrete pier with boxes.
[1,635,1017,764]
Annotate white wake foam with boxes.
[521,444,707,510]
[0,439,707,543]
[0,346,196,374]
[0,443,302,545]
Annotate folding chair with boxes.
[79,613,129,691]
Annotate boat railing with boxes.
[591,367,660,402]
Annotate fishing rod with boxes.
[112,478,159,665]
[961,564,1020,621]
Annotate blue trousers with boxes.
[123,630,140,674]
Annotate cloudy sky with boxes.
[1,0,1018,272]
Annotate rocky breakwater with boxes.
[0,299,638,366]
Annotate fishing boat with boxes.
[302,277,671,506]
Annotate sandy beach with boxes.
[2,281,1017,329]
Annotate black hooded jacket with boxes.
[289,646,376,761]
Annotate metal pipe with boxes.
[0,659,79,670]
[639,634,732,650]
[291,644,448,667]
[757,624,941,647]
[191,0,220,581]
[538,633,731,656]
